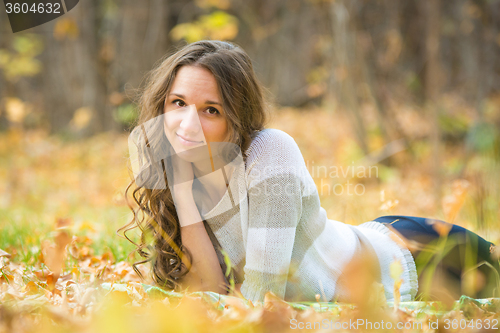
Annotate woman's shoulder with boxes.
[247,128,300,155]
[245,128,305,172]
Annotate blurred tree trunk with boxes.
[37,0,171,135]
[108,0,171,94]
[233,0,321,107]
[423,0,443,207]
[0,13,10,131]
[105,0,170,132]
[39,0,106,134]
[358,1,414,165]
[328,0,368,155]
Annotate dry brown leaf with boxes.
[55,217,73,230]
[335,255,380,313]
[263,291,294,317]
[22,281,41,294]
[0,249,11,258]
[379,199,399,211]
[5,286,25,300]
[393,279,402,311]
[367,281,388,310]
[429,219,453,237]
[462,269,486,296]
[222,296,251,319]
[40,229,71,291]
[442,179,470,224]
[0,271,14,284]
[490,244,500,260]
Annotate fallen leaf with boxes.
[0,249,11,258]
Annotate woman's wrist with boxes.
[173,190,203,227]
[172,184,194,204]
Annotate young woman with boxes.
[123,40,499,303]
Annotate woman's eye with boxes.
[206,107,220,115]
[172,99,185,107]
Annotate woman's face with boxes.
[163,65,229,161]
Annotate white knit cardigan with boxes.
[198,128,418,303]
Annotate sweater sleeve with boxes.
[240,129,304,302]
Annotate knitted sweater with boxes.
[198,128,418,303]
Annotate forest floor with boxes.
[1,106,499,332]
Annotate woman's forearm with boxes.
[174,193,227,294]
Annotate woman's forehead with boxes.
[169,65,222,101]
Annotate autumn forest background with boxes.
[1,0,500,332]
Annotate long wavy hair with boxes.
[119,40,269,291]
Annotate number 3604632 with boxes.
[443,318,498,330]
[5,2,61,14]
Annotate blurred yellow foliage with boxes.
[4,97,29,124]
[70,107,93,130]
[0,35,43,82]
[53,17,80,41]
[170,11,239,43]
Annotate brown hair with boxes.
[119,40,269,291]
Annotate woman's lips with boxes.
[176,133,204,146]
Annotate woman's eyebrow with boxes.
[169,93,186,99]
[206,100,222,106]
[169,93,222,106]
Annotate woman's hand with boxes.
[235,283,242,295]
[170,154,195,202]
[166,151,202,227]
[166,147,225,292]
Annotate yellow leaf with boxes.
[5,97,28,123]
[390,259,404,311]
[70,107,93,129]
[389,259,403,281]
[430,220,453,237]
[79,221,96,232]
[442,179,470,224]
[367,281,387,309]
[379,199,399,211]
[393,279,402,311]
[53,17,79,41]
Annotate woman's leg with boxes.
[373,215,500,299]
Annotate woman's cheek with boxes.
[165,113,180,131]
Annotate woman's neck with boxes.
[192,161,230,204]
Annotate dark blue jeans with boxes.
[373,215,499,299]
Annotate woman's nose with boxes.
[179,104,202,134]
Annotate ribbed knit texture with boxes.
[201,128,418,302]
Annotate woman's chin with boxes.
[174,145,210,163]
